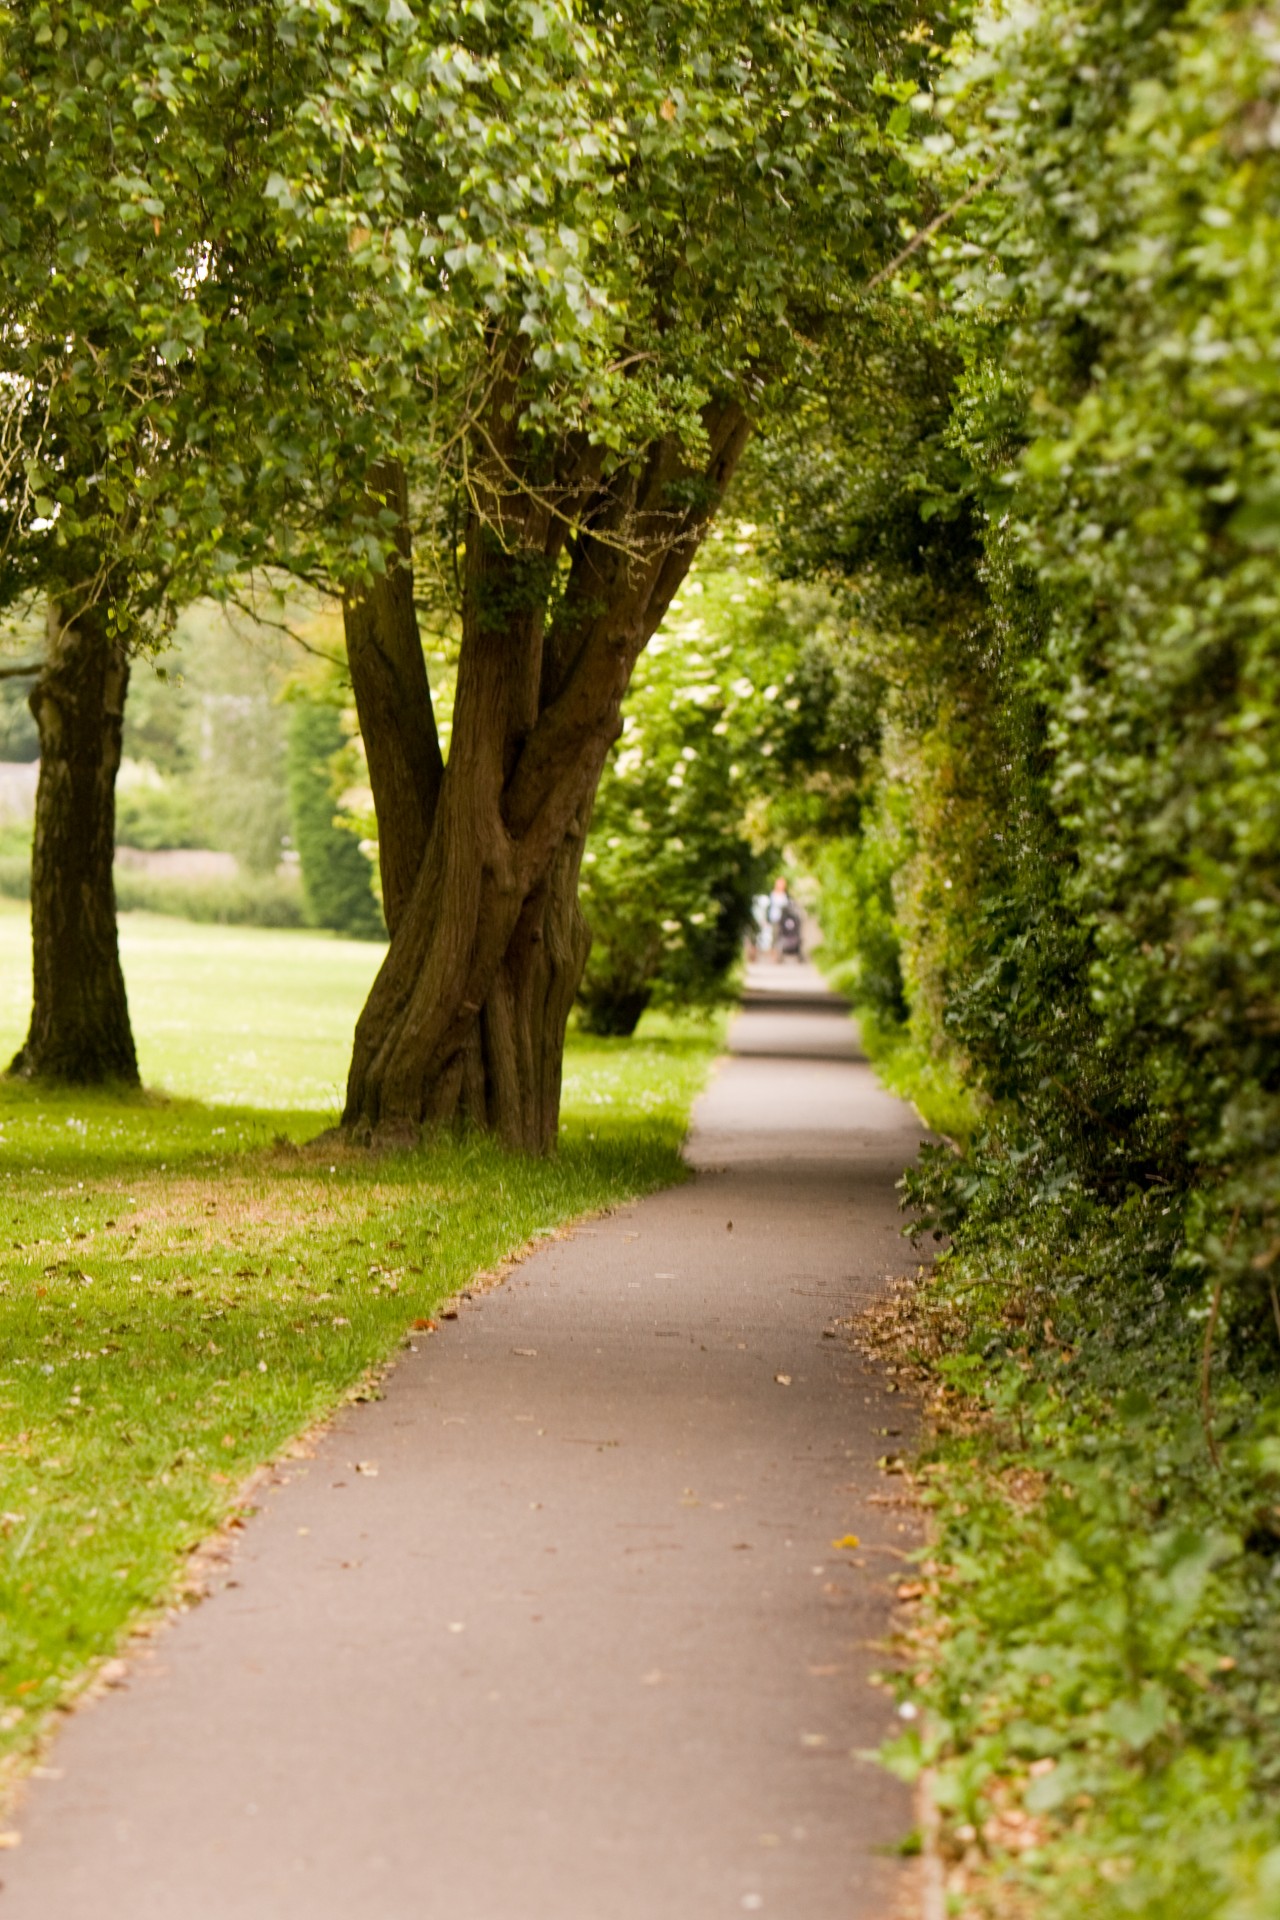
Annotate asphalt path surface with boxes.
[1,962,927,1919]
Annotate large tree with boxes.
[335,0,940,1148]
[0,0,519,1080]
[0,0,939,1110]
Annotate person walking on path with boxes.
[764,875,804,962]
[0,961,926,1920]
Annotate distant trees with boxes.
[576,536,820,1036]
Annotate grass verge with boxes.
[0,903,725,1789]
[864,1167,1280,1918]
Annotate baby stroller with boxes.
[775,901,803,959]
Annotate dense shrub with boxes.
[115,783,206,852]
[0,843,306,927]
[0,854,29,902]
[112,869,307,928]
[285,699,383,941]
[0,679,37,761]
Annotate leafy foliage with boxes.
[286,697,383,942]
[754,2,1280,1909]
[577,534,788,1032]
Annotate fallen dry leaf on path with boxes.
[775,1373,792,1386]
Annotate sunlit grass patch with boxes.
[0,899,384,1113]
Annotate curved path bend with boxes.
[1,963,926,1919]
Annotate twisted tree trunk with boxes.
[341,459,443,937]
[341,401,749,1151]
[10,595,138,1085]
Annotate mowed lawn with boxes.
[0,901,722,1787]
[0,901,385,1116]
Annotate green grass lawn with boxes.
[0,900,723,1785]
[0,900,385,1115]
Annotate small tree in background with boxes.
[577,533,817,1035]
[286,696,384,941]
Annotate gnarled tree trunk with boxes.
[341,459,444,936]
[10,595,138,1085]
[341,400,749,1151]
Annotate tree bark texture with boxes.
[342,460,444,936]
[342,400,750,1151]
[10,596,139,1085]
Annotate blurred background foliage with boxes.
[0,595,384,937]
[578,523,822,1034]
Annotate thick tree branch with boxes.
[343,458,444,936]
[505,402,750,854]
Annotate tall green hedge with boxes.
[760,5,1280,1909]
[285,700,383,942]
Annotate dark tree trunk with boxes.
[341,396,749,1151]
[459,823,593,1152]
[342,459,444,936]
[10,596,138,1085]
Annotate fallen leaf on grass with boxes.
[411,1318,437,1332]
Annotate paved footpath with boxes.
[1,964,927,1920]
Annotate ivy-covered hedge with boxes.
[762,3,1280,1912]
